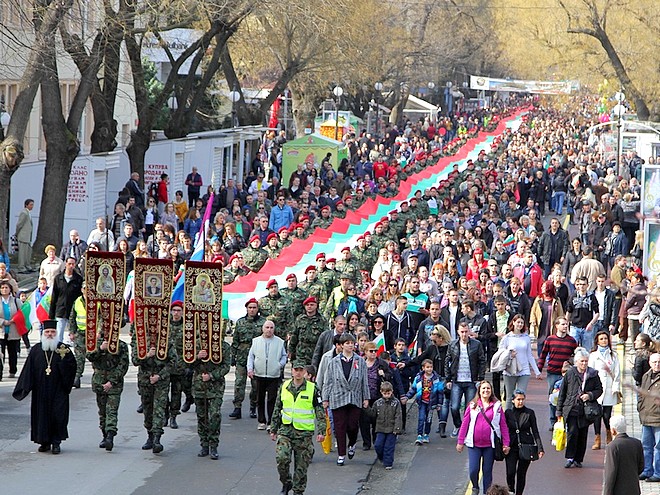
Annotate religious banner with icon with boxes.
[85,251,126,354]
[183,261,223,364]
[134,258,175,360]
[641,164,660,219]
[643,221,660,286]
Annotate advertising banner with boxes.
[470,75,576,95]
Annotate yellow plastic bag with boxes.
[552,418,566,451]
[321,413,332,454]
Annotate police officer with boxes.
[86,335,129,451]
[270,360,326,495]
[133,302,178,454]
[68,286,88,389]
[229,298,265,419]
[191,340,231,460]
[289,297,328,366]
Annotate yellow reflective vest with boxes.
[280,379,316,431]
[73,296,86,332]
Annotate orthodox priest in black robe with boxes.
[13,320,77,454]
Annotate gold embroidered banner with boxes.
[134,258,175,360]
[85,251,126,354]
[183,261,224,364]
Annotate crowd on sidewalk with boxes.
[3,94,660,495]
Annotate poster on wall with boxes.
[641,164,660,219]
[643,220,660,286]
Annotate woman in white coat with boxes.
[587,330,620,450]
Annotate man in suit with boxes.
[15,198,34,273]
[603,415,644,494]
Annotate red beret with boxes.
[335,200,343,207]
[249,235,260,243]
[299,215,309,222]
[400,201,408,206]
[305,265,316,273]
[321,205,331,211]
[211,255,224,264]
[341,246,351,252]
[356,188,363,192]
[316,252,326,261]
[356,236,364,241]
[326,257,336,263]
[389,210,398,215]
[380,217,388,222]
[364,231,371,236]
[228,254,239,263]
[374,222,383,228]
[410,197,418,202]
[245,297,259,307]
[295,223,304,229]
[278,227,288,234]
[267,233,278,242]
[303,296,318,305]
[286,273,297,281]
[171,300,183,309]
[266,279,278,288]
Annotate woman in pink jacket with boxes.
[456,380,511,495]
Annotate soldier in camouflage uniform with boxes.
[270,361,326,495]
[323,273,351,320]
[289,297,328,367]
[335,247,360,288]
[278,227,292,248]
[343,195,356,211]
[229,298,265,419]
[379,217,399,244]
[259,280,292,340]
[264,233,282,259]
[87,335,129,451]
[223,254,249,285]
[370,222,388,252]
[167,304,190,429]
[191,339,231,460]
[398,200,414,227]
[280,274,308,322]
[315,254,337,299]
[299,265,326,305]
[352,236,376,272]
[310,206,333,229]
[133,302,179,454]
[241,235,269,272]
[332,200,347,219]
[388,209,406,240]
[68,288,88,389]
[411,194,430,220]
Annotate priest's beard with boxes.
[41,334,58,352]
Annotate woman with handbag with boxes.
[556,347,603,468]
[504,390,544,495]
[588,331,621,450]
[456,380,511,495]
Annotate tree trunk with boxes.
[592,25,650,121]
[0,0,74,244]
[125,128,151,184]
[290,80,318,138]
[33,39,81,255]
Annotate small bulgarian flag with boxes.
[503,234,515,250]
[373,332,386,356]
[11,288,52,336]
[408,335,418,358]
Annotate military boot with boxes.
[99,430,107,449]
[249,407,257,419]
[228,408,242,419]
[209,446,219,460]
[105,431,116,452]
[142,433,154,450]
[181,397,193,413]
[170,417,178,429]
[152,434,164,454]
[198,446,209,457]
[137,403,144,414]
[280,481,292,495]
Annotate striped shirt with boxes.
[538,334,578,374]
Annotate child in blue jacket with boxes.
[402,359,444,444]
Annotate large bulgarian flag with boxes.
[11,288,52,336]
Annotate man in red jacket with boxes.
[513,250,543,299]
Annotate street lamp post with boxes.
[228,86,241,128]
[333,85,343,141]
[374,82,383,138]
[613,91,625,177]
[444,81,454,116]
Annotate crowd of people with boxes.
[3,95,660,495]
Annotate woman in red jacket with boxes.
[466,248,488,282]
